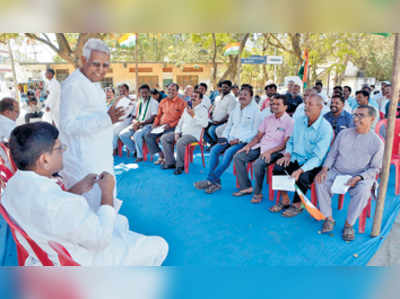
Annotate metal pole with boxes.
[7,40,19,102]
[371,33,400,237]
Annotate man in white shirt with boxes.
[44,68,61,127]
[197,82,212,109]
[59,38,125,211]
[194,84,262,194]
[315,81,329,105]
[0,97,19,142]
[160,90,209,175]
[119,84,159,162]
[3,122,168,266]
[205,80,236,145]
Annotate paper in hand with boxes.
[272,175,296,192]
[115,97,134,119]
[330,175,353,194]
[151,124,167,134]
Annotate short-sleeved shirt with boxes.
[253,112,294,153]
[211,93,237,122]
[135,97,159,122]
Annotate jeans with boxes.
[207,142,246,184]
[204,123,222,145]
[119,124,152,158]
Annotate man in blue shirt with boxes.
[270,94,333,216]
[344,86,357,110]
[324,94,354,136]
[194,84,261,194]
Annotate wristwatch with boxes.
[358,175,364,181]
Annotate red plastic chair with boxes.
[0,142,17,173]
[184,129,206,173]
[233,162,253,189]
[375,119,400,194]
[48,241,80,266]
[142,140,154,162]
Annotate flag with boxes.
[373,33,391,38]
[295,185,326,221]
[224,42,240,56]
[118,33,137,48]
[298,49,309,89]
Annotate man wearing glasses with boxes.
[59,38,125,211]
[315,105,383,241]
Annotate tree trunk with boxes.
[262,34,269,83]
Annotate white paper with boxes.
[330,175,353,194]
[151,124,166,134]
[115,96,135,119]
[272,175,295,192]
[113,198,123,214]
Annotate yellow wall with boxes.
[47,62,214,90]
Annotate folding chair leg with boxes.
[200,145,206,168]
[184,145,190,174]
[311,184,317,206]
[366,197,372,218]
[358,206,367,233]
[118,139,123,157]
[268,165,274,201]
[338,194,344,210]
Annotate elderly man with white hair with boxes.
[59,38,125,211]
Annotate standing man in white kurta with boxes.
[59,39,124,211]
[44,68,61,127]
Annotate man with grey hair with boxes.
[271,94,333,217]
[59,38,125,211]
[315,105,383,241]
[0,97,19,142]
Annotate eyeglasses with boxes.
[91,62,110,69]
[352,113,368,119]
[53,143,67,153]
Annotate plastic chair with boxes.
[375,119,400,194]
[184,129,206,173]
[233,162,253,189]
[0,142,17,173]
[142,141,153,162]
[48,241,80,266]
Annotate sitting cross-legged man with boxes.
[194,84,262,194]
[2,122,168,266]
[272,94,333,216]
[144,83,186,167]
[233,94,294,202]
[315,105,383,241]
[160,90,209,175]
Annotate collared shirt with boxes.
[201,95,212,110]
[285,113,333,172]
[323,128,383,181]
[154,96,187,128]
[223,100,262,143]
[175,103,209,141]
[346,96,357,110]
[324,110,354,136]
[253,112,294,153]
[211,93,237,122]
[0,114,16,142]
[135,97,159,122]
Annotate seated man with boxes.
[3,122,168,266]
[286,84,303,116]
[259,83,277,111]
[233,94,294,202]
[119,84,159,162]
[315,105,383,241]
[323,94,354,136]
[205,80,237,146]
[112,84,135,151]
[353,90,379,129]
[144,83,186,166]
[194,84,261,194]
[160,90,209,175]
[293,87,329,119]
[24,91,43,124]
[272,94,333,216]
[0,97,19,142]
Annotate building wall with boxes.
[46,62,214,91]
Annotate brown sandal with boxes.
[281,205,304,217]
[322,219,336,233]
[269,202,290,213]
[251,194,263,203]
[342,226,355,241]
[232,188,253,197]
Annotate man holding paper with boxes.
[118,84,159,162]
[144,83,186,166]
[272,94,333,216]
[233,94,294,202]
[315,105,383,241]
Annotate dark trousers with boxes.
[144,128,174,155]
[25,111,43,123]
[273,161,321,203]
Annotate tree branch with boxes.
[25,33,59,53]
